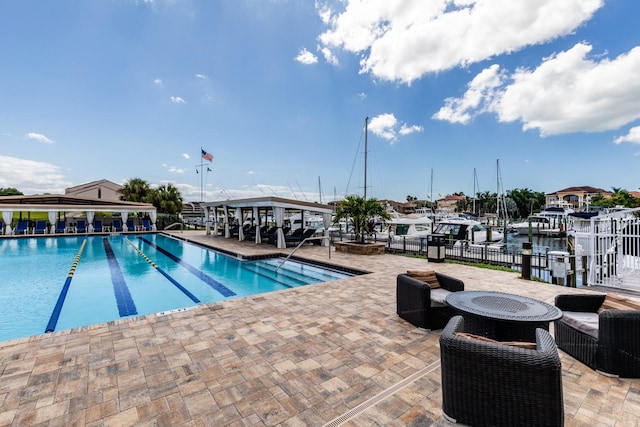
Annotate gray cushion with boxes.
[560,311,599,339]
[431,288,451,307]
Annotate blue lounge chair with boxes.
[76,220,87,233]
[55,220,66,233]
[142,219,152,231]
[93,219,103,232]
[126,219,135,232]
[14,220,29,235]
[34,220,48,234]
[112,219,123,232]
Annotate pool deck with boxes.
[1,231,639,426]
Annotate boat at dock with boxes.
[510,207,574,237]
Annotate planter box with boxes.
[334,241,386,255]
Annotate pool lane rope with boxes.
[45,238,88,333]
[125,237,201,304]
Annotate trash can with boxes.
[427,234,446,263]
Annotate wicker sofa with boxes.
[396,272,464,329]
[440,315,564,426]
[554,293,640,378]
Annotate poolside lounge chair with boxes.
[284,228,317,245]
[142,219,152,231]
[34,220,48,234]
[267,226,291,245]
[0,220,3,235]
[112,219,123,232]
[55,220,66,233]
[76,220,87,234]
[14,220,29,235]
[126,219,135,232]
[260,225,278,239]
[93,220,103,232]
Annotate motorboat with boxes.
[510,207,574,236]
[383,215,433,240]
[431,218,504,244]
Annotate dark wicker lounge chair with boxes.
[396,272,464,329]
[440,315,564,426]
[554,293,640,378]
[284,228,317,245]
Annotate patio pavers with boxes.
[0,231,639,426]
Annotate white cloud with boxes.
[614,127,640,145]
[435,43,640,136]
[368,113,422,143]
[399,124,424,135]
[195,73,208,79]
[25,132,55,144]
[317,0,603,84]
[182,153,191,159]
[153,78,163,87]
[167,166,186,174]
[170,96,186,104]
[319,46,338,65]
[295,48,318,65]
[433,64,505,124]
[0,155,72,194]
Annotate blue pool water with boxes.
[0,234,351,342]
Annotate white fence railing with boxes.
[570,208,640,291]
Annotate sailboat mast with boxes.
[473,168,477,216]
[496,159,500,220]
[364,117,369,200]
[430,168,433,209]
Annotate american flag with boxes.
[201,149,213,162]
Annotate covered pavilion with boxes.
[0,194,157,234]
[201,196,334,249]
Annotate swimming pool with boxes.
[0,234,352,342]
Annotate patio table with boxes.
[445,290,562,342]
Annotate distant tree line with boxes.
[406,187,640,220]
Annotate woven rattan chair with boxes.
[554,293,640,378]
[396,273,464,329]
[440,315,564,426]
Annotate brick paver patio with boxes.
[1,231,639,426]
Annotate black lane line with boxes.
[45,239,87,333]
[138,237,236,297]
[103,238,138,316]
[125,237,200,304]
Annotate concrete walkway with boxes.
[1,231,639,426]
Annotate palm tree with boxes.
[333,195,391,243]
[118,178,151,202]
[147,184,184,215]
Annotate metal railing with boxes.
[164,222,184,232]
[276,236,331,272]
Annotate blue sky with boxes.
[1,0,639,203]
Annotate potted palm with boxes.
[333,195,391,254]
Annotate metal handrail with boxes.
[275,236,331,273]
[164,222,184,232]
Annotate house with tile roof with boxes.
[545,186,612,210]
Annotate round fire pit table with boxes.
[445,290,563,342]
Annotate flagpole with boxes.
[200,147,204,202]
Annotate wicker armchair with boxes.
[440,316,564,427]
[554,293,640,378]
[396,273,464,329]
